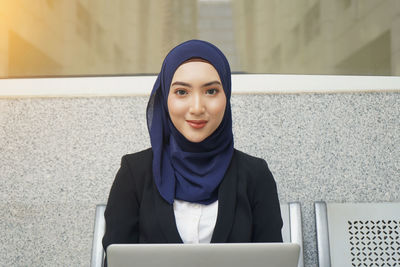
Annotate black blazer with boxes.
[102,148,283,251]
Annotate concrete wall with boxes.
[1,91,399,266]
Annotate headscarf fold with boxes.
[146,40,234,204]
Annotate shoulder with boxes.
[123,148,153,162]
[121,148,153,174]
[232,149,275,187]
[232,149,269,171]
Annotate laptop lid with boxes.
[107,243,300,267]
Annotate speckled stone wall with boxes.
[1,93,399,266]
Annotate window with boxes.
[0,0,399,78]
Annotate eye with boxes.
[174,89,187,96]
[206,88,219,95]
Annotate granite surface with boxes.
[0,93,399,266]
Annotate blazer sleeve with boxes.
[102,155,140,251]
[251,158,283,242]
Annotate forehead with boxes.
[172,59,221,81]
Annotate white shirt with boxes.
[173,199,219,243]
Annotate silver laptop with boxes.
[107,243,300,267]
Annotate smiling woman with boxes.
[102,40,283,265]
[168,59,226,143]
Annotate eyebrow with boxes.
[171,80,222,88]
[203,81,222,87]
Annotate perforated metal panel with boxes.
[320,202,400,267]
[348,220,400,266]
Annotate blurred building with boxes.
[1,0,400,77]
[197,0,239,71]
[0,0,197,77]
[232,0,400,75]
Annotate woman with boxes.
[102,40,282,251]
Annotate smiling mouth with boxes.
[186,120,208,129]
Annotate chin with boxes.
[184,134,207,143]
[186,137,206,143]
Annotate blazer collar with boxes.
[153,182,183,243]
[153,150,238,243]
[211,150,238,242]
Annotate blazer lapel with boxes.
[152,150,238,244]
[153,183,183,243]
[211,150,238,243]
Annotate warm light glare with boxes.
[0,0,399,78]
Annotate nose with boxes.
[189,93,205,115]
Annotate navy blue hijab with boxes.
[146,40,234,205]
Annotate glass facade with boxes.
[0,0,399,78]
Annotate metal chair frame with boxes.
[91,202,304,267]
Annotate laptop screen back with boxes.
[107,243,300,267]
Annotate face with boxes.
[167,59,226,143]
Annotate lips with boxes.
[186,120,208,129]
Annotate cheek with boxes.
[208,97,226,125]
[208,97,226,120]
[167,97,187,119]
